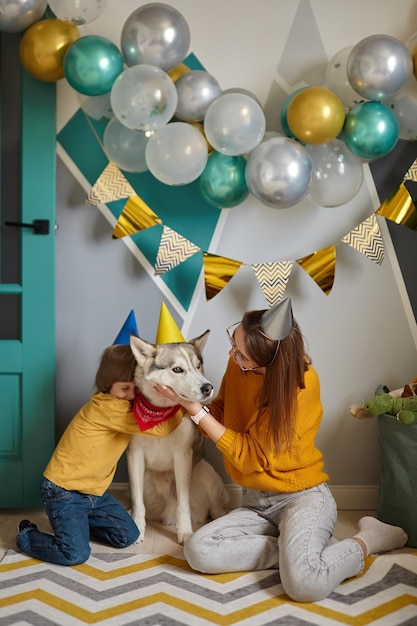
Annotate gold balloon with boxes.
[287,87,345,145]
[168,63,190,83]
[188,122,214,153]
[19,18,80,82]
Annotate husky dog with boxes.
[127,332,229,544]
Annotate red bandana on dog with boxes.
[133,393,181,432]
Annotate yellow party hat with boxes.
[155,302,185,344]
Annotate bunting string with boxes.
[86,158,417,305]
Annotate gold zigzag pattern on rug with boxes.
[1,550,417,625]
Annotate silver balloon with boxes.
[222,87,262,107]
[120,2,190,71]
[103,117,149,173]
[0,0,47,33]
[204,93,265,156]
[245,137,313,209]
[307,139,363,207]
[325,46,366,109]
[347,35,413,101]
[175,70,222,122]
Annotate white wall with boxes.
[56,0,417,495]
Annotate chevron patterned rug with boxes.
[1,549,417,625]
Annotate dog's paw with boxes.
[177,530,193,545]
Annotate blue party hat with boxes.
[113,310,139,345]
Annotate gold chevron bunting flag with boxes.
[112,195,162,239]
[154,226,200,275]
[341,213,384,265]
[251,261,294,306]
[376,183,417,231]
[297,246,336,295]
[404,158,417,183]
[87,162,136,205]
[203,252,242,301]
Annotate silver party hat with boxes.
[260,297,293,341]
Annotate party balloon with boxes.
[343,101,399,160]
[168,63,190,82]
[245,137,313,209]
[120,3,190,71]
[145,122,208,185]
[200,151,249,208]
[280,88,306,138]
[384,79,417,141]
[347,35,413,101]
[325,46,366,109]
[64,35,123,96]
[204,93,265,156]
[48,0,107,25]
[307,139,363,207]
[77,92,113,121]
[0,0,47,33]
[19,18,80,82]
[110,64,177,131]
[175,70,222,122]
[287,87,345,144]
[222,87,262,107]
[103,117,149,173]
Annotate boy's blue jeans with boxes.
[16,477,139,565]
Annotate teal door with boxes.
[0,33,56,506]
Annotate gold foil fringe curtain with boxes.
[87,160,417,306]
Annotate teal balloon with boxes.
[200,151,249,208]
[343,101,399,160]
[64,35,124,96]
[280,88,306,139]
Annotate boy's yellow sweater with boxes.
[44,392,183,496]
[209,359,328,493]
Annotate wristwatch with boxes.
[190,405,210,424]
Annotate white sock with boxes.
[353,516,407,555]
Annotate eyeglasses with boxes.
[226,322,280,372]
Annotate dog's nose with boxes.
[201,383,213,397]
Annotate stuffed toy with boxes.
[364,393,417,425]
[349,381,417,423]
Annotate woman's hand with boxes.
[153,383,182,405]
[153,384,203,416]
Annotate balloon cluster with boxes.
[2,0,417,209]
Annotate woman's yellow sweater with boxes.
[209,359,328,493]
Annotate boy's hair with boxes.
[95,344,137,393]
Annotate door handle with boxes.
[5,219,50,235]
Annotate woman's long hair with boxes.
[242,309,310,453]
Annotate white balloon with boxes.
[103,117,149,173]
[48,0,107,25]
[204,93,265,156]
[110,64,178,131]
[145,122,208,185]
[384,79,417,141]
[77,92,113,121]
[307,139,364,207]
[325,46,366,109]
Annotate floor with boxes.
[0,487,376,561]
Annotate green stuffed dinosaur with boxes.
[364,393,417,425]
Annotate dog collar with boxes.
[133,393,181,432]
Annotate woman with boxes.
[155,298,407,602]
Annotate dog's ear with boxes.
[189,329,210,355]
[130,336,157,365]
